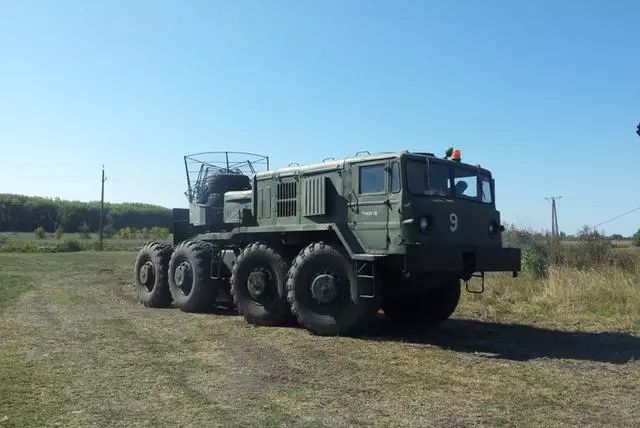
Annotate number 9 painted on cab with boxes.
[449,213,458,232]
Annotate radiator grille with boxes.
[276,182,297,217]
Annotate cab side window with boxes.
[359,164,386,194]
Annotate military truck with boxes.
[134,150,520,336]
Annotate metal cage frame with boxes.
[183,151,269,203]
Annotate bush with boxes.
[78,222,91,240]
[633,229,640,247]
[150,226,170,240]
[522,245,549,279]
[609,249,638,272]
[119,226,133,239]
[568,226,612,269]
[103,224,116,238]
[504,227,550,278]
[137,227,151,240]
[34,226,46,240]
[54,226,64,240]
[54,239,82,252]
[505,225,623,275]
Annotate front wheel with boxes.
[382,277,461,327]
[287,242,380,336]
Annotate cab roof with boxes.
[254,150,490,179]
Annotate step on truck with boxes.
[134,150,521,336]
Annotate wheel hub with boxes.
[247,270,268,301]
[174,261,193,295]
[139,262,155,290]
[311,273,338,304]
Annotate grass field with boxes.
[1,251,639,427]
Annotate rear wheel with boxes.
[168,240,217,312]
[287,242,380,336]
[134,241,173,307]
[231,243,293,326]
[382,277,461,327]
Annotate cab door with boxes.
[386,159,402,252]
[348,160,393,252]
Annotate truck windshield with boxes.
[406,159,493,203]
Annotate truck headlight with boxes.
[489,221,500,237]
[419,216,430,233]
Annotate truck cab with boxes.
[346,152,520,279]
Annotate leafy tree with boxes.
[633,229,640,247]
[0,194,171,233]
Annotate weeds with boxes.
[54,239,82,253]
[33,226,46,240]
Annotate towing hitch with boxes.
[465,272,485,294]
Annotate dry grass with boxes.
[459,257,640,333]
[1,252,639,427]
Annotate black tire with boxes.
[206,173,251,194]
[198,174,251,203]
[134,241,173,308]
[168,240,217,312]
[287,242,380,336]
[231,243,293,326]
[206,193,225,207]
[382,278,461,327]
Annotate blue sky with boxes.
[1,0,639,235]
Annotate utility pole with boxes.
[99,165,107,250]
[545,196,562,237]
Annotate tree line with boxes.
[0,194,172,233]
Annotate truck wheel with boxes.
[231,243,293,326]
[134,241,173,308]
[287,242,380,336]
[168,240,217,312]
[382,278,461,327]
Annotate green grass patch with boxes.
[0,274,34,314]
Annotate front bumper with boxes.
[404,245,521,273]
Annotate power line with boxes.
[593,205,640,229]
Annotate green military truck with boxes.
[134,150,520,335]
